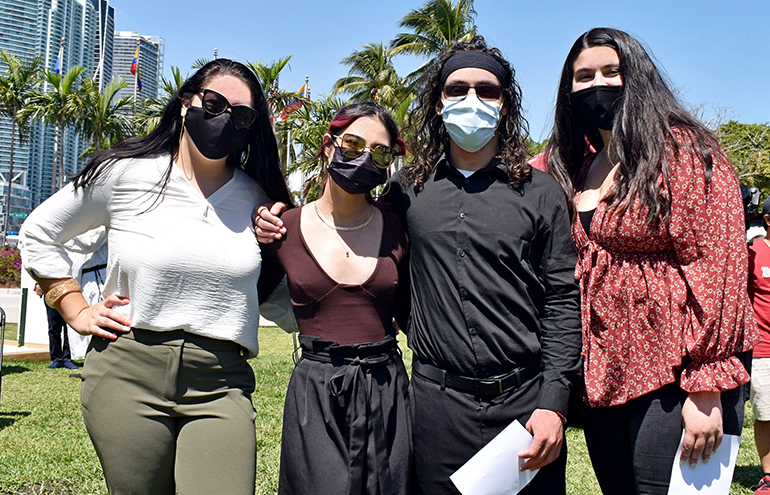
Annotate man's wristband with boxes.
[44,279,82,308]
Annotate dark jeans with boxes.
[582,382,745,495]
[46,304,71,363]
[411,370,567,495]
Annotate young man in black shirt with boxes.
[381,37,581,495]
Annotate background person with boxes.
[33,282,78,370]
[748,197,770,494]
[19,58,292,495]
[545,27,757,494]
[258,101,412,495]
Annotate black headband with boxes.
[440,51,509,87]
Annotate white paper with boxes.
[450,420,539,495]
[667,432,741,494]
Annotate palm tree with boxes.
[246,57,304,126]
[78,78,135,156]
[136,65,187,135]
[0,51,42,242]
[331,43,407,109]
[278,93,345,202]
[22,65,86,194]
[390,0,477,85]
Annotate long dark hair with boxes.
[546,27,718,228]
[401,36,530,191]
[74,59,293,206]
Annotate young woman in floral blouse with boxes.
[545,27,758,494]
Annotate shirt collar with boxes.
[435,153,509,180]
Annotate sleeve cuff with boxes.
[679,355,751,393]
[536,382,571,417]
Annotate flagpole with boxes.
[133,38,139,115]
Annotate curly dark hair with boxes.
[400,36,530,191]
[545,27,719,228]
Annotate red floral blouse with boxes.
[574,129,759,408]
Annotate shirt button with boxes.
[459,250,466,258]
[464,179,470,184]
[459,212,466,219]
[480,366,488,373]
[461,289,469,298]
[469,327,478,336]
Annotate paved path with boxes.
[0,288,20,324]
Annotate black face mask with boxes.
[570,85,623,131]
[327,147,388,195]
[184,106,250,160]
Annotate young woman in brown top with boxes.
[258,101,412,495]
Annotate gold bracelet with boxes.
[44,279,82,308]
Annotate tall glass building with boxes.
[0,0,117,236]
[112,30,163,105]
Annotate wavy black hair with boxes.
[545,27,719,227]
[73,58,293,206]
[401,36,530,191]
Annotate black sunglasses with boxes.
[198,88,258,129]
[442,84,503,101]
[333,134,397,169]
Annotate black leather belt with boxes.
[82,263,107,274]
[413,358,541,396]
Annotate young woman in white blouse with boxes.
[19,59,292,495]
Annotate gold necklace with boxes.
[314,201,375,231]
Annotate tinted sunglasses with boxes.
[443,84,503,101]
[333,133,398,169]
[199,88,258,129]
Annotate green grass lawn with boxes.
[2,323,18,342]
[0,326,764,494]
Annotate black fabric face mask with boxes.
[327,147,388,195]
[570,85,624,131]
[184,106,250,160]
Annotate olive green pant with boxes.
[80,329,257,495]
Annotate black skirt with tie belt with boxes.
[278,334,414,495]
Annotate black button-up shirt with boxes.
[382,156,581,414]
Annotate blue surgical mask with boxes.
[441,95,502,153]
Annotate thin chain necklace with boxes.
[313,202,375,258]
[314,201,375,231]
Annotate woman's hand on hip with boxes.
[69,294,132,340]
[681,391,723,468]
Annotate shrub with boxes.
[0,245,22,287]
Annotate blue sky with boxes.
[116,0,769,140]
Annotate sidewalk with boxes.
[1,340,49,362]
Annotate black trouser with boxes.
[46,304,70,363]
[582,382,745,495]
[411,369,567,495]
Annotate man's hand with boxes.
[34,283,43,298]
[518,408,564,471]
[253,202,287,243]
[681,391,723,469]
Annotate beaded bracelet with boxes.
[44,278,82,308]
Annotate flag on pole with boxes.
[280,82,308,120]
[130,46,138,75]
[53,45,63,75]
[130,46,142,91]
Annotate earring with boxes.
[240,143,250,169]
[179,115,185,143]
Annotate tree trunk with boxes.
[2,115,15,245]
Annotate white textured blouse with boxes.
[19,154,269,356]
